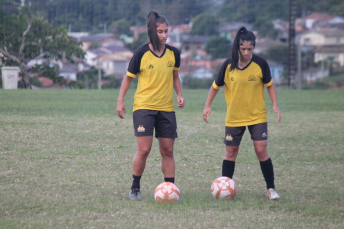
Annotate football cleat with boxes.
[268,188,280,200]
[129,188,141,201]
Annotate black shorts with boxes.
[223,122,268,146]
[133,109,178,138]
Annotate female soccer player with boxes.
[203,27,281,200]
[116,11,185,201]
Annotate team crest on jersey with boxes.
[225,134,233,141]
[248,75,257,81]
[137,125,145,132]
[149,64,154,69]
[167,61,174,67]
[231,77,234,81]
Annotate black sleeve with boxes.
[262,59,272,84]
[167,45,180,68]
[127,45,147,75]
[174,48,180,68]
[254,56,272,84]
[214,58,231,87]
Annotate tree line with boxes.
[1,0,343,89]
[24,0,344,36]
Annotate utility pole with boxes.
[97,61,102,90]
[288,0,297,89]
[297,37,302,90]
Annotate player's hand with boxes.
[177,95,185,109]
[116,101,126,119]
[203,105,211,123]
[273,105,281,123]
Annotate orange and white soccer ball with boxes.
[154,182,180,203]
[211,176,236,199]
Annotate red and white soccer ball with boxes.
[211,176,236,199]
[154,182,180,203]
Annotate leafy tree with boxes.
[260,45,288,65]
[102,75,122,89]
[330,1,344,17]
[206,36,231,59]
[109,18,133,36]
[253,15,276,38]
[76,67,101,89]
[0,2,84,88]
[125,33,149,52]
[191,13,219,36]
[182,75,214,89]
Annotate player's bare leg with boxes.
[158,137,175,180]
[253,140,279,199]
[130,136,153,201]
[133,136,153,175]
[253,140,269,161]
[224,145,239,161]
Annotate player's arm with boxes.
[203,86,220,123]
[116,75,133,119]
[173,70,185,109]
[266,83,281,123]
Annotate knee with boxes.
[160,146,174,157]
[137,147,151,158]
[225,146,239,160]
[255,146,269,161]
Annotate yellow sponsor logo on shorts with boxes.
[225,134,233,141]
[137,125,145,132]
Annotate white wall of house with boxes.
[60,72,77,81]
[305,18,316,29]
[113,61,128,74]
[299,31,344,46]
[85,51,97,66]
[315,53,344,66]
[300,32,325,46]
[270,66,284,85]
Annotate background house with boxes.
[86,45,133,78]
[180,35,210,59]
[59,62,91,81]
[267,60,285,85]
[315,45,344,67]
[218,22,252,41]
[78,33,125,51]
[297,29,344,46]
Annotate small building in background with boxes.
[267,60,285,85]
[315,44,344,67]
[77,33,124,51]
[86,45,133,78]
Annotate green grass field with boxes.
[0,88,343,228]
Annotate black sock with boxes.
[164,177,175,183]
[259,158,275,189]
[131,174,141,190]
[222,160,235,178]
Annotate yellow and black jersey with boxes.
[213,55,273,127]
[126,43,180,112]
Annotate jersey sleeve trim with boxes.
[212,81,221,90]
[126,71,137,78]
[173,67,179,71]
[264,79,273,87]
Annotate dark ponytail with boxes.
[146,11,169,52]
[229,27,256,71]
